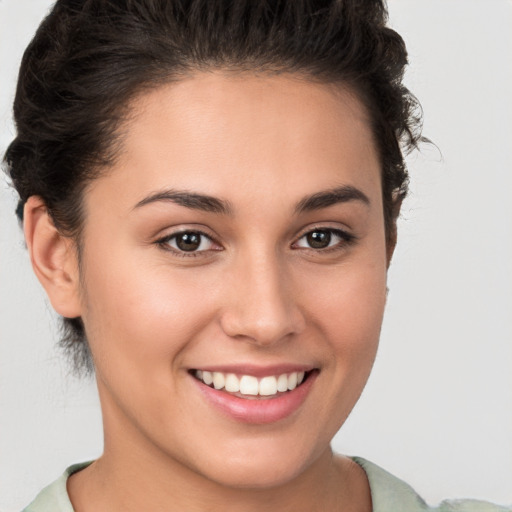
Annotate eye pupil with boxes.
[307,230,331,249]
[176,232,201,251]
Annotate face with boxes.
[77,73,389,488]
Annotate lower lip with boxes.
[193,372,317,424]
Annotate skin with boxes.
[25,72,394,511]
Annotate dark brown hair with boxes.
[3,0,424,373]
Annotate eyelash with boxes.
[293,227,356,253]
[155,227,356,257]
[155,230,220,258]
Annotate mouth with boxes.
[190,369,312,400]
[189,367,318,424]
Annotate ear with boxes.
[386,196,402,268]
[386,225,398,268]
[24,196,82,318]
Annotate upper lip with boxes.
[190,364,316,378]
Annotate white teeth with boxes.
[287,372,298,390]
[240,375,259,395]
[194,370,309,397]
[213,372,225,390]
[277,374,288,392]
[225,373,240,393]
[259,376,277,396]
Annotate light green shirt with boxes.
[22,457,510,512]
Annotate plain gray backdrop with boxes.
[1,1,511,510]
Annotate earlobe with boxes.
[24,196,82,318]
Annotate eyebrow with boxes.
[133,184,369,216]
[294,185,370,213]
[133,189,233,215]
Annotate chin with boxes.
[187,434,328,490]
[203,458,307,490]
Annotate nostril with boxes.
[218,268,306,345]
[219,310,306,347]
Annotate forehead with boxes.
[87,71,381,211]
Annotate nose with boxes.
[219,252,306,346]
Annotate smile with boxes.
[193,370,308,398]
[190,367,318,424]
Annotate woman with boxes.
[1,1,510,511]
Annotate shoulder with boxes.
[21,462,92,512]
[352,457,511,512]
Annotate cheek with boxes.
[305,260,387,422]
[304,258,387,347]
[79,246,218,371]
[299,251,387,397]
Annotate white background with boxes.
[1,1,511,510]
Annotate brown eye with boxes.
[294,228,354,251]
[175,232,202,251]
[161,231,216,253]
[306,230,332,249]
